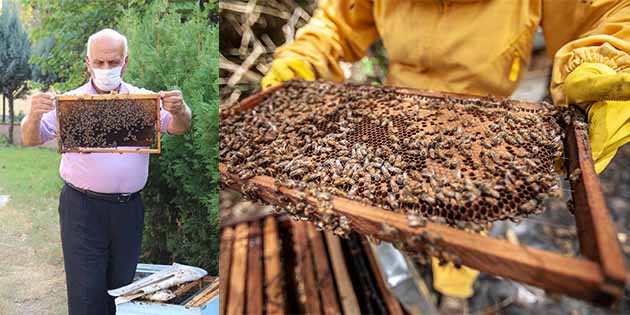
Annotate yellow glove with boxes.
[563,63,630,173]
[431,257,479,299]
[261,58,316,90]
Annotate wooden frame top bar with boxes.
[56,93,161,101]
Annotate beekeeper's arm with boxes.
[546,0,630,173]
[261,0,378,89]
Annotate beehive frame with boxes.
[219,83,627,306]
[56,93,161,154]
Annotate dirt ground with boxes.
[0,147,67,315]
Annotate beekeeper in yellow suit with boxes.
[262,0,630,308]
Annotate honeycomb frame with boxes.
[221,80,564,228]
[219,80,627,306]
[55,93,161,154]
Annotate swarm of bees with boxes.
[59,99,157,149]
[221,80,565,247]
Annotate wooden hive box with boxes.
[219,81,628,306]
[220,213,406,315]
[116,263,219,315]
[56,94,161,154]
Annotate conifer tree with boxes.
[120,1,219,274]
[0,0,31,144]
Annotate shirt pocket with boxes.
[500,27,536,84]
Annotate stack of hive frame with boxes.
[219,80,627,306]
[220,213,406,315]
[140,276,219,306]
[56,94,161,154]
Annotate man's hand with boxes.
[30,92,56,119]
[159,90,191,135]
[22,92,56,146]
[564,63,630,173]
[160,90,186,115]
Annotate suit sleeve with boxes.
[544,0,630,104]
[274,0,379,81]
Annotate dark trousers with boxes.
[58,184,144,315]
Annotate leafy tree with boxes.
[24,0,215,91]
[23,0,150,91]
[30,36,58,90]
[0,0,31,143]
[119,1,219,275]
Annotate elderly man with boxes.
[21,29,191,314]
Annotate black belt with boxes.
[64,182,140,203]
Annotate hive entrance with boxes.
[221,80,564,229]
[56,94,161,153]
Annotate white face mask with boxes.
[92,66,123,91]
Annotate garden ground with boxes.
[0,145,66,315]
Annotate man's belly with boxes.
[59,152,150,193]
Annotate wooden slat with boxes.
[220,85,281,119]
[219,163,611,304]
[565,108,627,303]
[219,227,235,315]
[401,255,440,315]
[361,238,405,315]
[62,147,159,154]
[221,210,275,228]
[247,222,264,315]
[292,221,322,315]
[172,279,204,300]
[56,93,160,101]
[305,224,341,315]
[263,216,285,314]
[227,223,250,315]
[185,281,220,307]
[323,232,361,315]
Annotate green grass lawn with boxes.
[0,145,67,315]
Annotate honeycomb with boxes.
[220,80,564,232]
[58,98,157,150]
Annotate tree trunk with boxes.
[2,94,5,123]
[7,94,14,144]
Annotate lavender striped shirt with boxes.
[36,80,172,193]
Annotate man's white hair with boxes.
[86,28,128,58]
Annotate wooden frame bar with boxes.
[227,223,249,315]
[361,239,405,315]
[56,93,161,154]
[219,226,234,315]
[291,221,323,315]
[564,108,627,301]
[246,222,264,315]
[305,224,341,315]
[323,232,361,315]
[219,84,627,306]
[262,216,285,314]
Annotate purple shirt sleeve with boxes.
[159,101,173,134]
[39,109,58,143]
